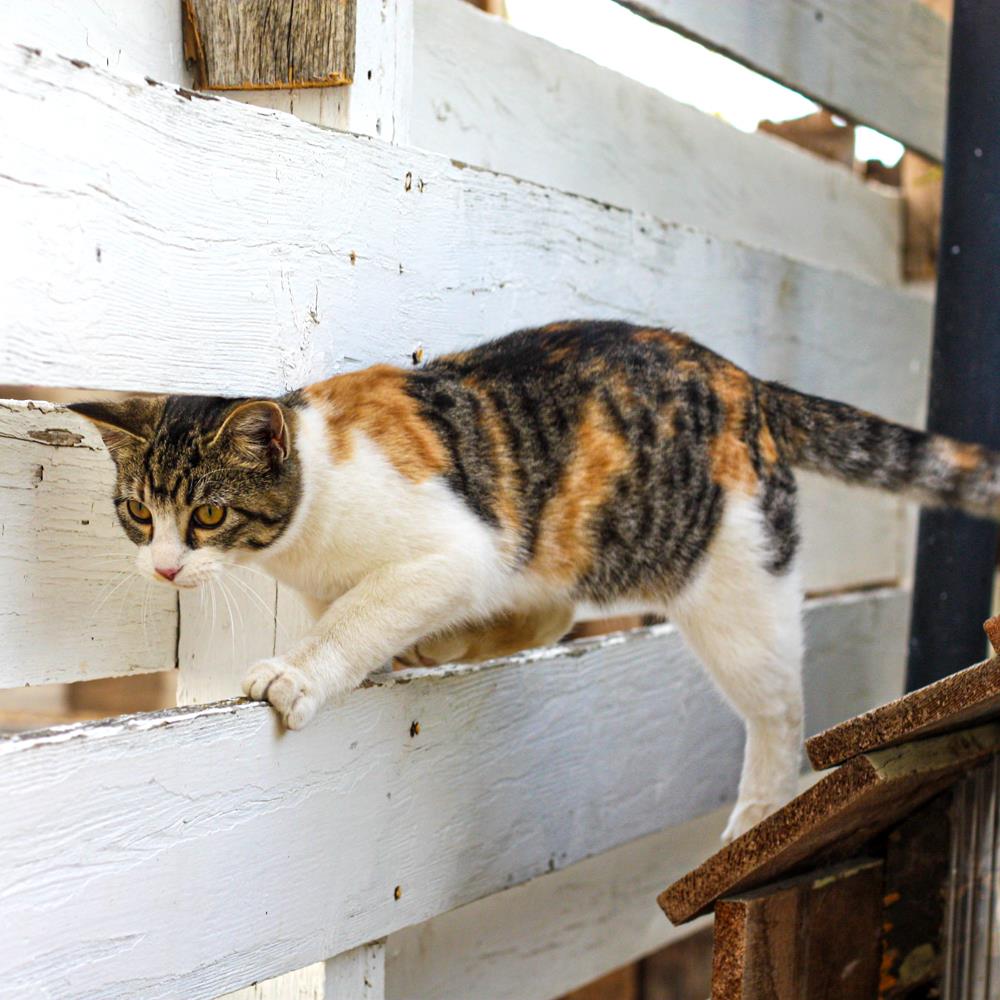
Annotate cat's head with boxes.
[70,395,302,588]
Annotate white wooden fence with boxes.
[0,2,948,997]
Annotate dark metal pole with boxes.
[907,0,1000,690]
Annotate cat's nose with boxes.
[155,566,180,582]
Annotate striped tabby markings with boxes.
[758,402,780,465]
[529,397,630,585]
[710,364,759,491]
[306,366,448,482]
[465,380,523,546]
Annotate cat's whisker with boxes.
[140,578,153,654]
[91,570,133,619]
[225,571,287,641]
[217,576,249,661]
[208,578,218,639]
[215,577,238,666]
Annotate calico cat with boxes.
[72,320,1000,842]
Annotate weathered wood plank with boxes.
[2,0,906,281]
[414,0,904,285]
[386,809,723,1000]
[942,759,1000,999]
[712,859,883,999]
[0,0,186,84]
[217,942,383,1000]
[807,654,1000,771]
[0,0,407,141]
[325,941,384,1000]
[661,722,1000,926]
[182,0,357,90]
[0,400,175,687]
[0,46,931,410]
[617,0,948,160]
[0,589,905,999]
[225,0,413,143]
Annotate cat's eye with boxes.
[193,504,226,528]
[126,499,152,524]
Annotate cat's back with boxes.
[422,319,712,388]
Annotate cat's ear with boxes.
[212,400,290,468]
[69,398,161,458]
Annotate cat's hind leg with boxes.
[669,494,804,843]
[394,600,576,667]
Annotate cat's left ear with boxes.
[212,400,291,468]
[69,397,162,459]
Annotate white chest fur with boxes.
[247,403,510,610]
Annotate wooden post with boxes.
[712,860,884,999]
[907,0,1000,689]
[182,0,357,90]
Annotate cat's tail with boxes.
[763,381,1000,520]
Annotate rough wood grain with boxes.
[325,941,384,999]
[617,0,948,160]
[386,810,724,1000]
[638,928,714,1000]
[413,0,904,286]
[712,859,883,999]
[0,46,931,409]
[0,0,407,141]
[878,793,951,998]
[0,0,187,85]
[231,0,413,142]
[661,722,1000,925]
[0,591,905,999]
[941,758,1000,998]
[806,655,1000,771]
[0,400,176,687]
[182,0,356,90]
[1,0,905,279]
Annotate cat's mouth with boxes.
[152,575,199,590]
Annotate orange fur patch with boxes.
[947,439,984,473]
[709,364,758,491]
[633,328,691,352]
[530,398,630,584]
[758,418,779,465]
[306,366,448,482]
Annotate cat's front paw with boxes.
[242,658,321,730]
[721,799,779,844]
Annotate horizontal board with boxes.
[414,0,903,285]
[0,45,931,412]
[0,589,906,1000]
[386,807,724,1000]
[618,0,948,160]
[0,400,175,686]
